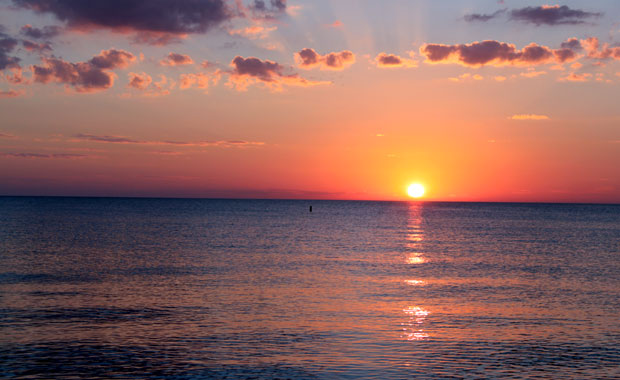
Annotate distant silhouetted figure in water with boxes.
[309,205,312,212]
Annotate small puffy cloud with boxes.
[231,56,281,81]
[126,73,172,96]
[376,53,402,66]
[552,38,583,62]
[509,5,601,26]
[32,49,135,92]
[510,114,549,120]
[228,55,328,91]
[127,72,152,90]
[160,52,194,66]
[89,49,135,69]
[20,24,62,39]
[295,48,320,66]
[420,39,580,67]
[494,75,507,82]
[581,37,620,60]
[316,50,355,70]
[560,38,582,50]
[295,48,355,70]
[374,52,417,68]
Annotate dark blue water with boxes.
[1,197,619,379]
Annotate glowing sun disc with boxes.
[407,184,425,198]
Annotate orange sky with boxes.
[0,1,619,202]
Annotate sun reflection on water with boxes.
[400,203,430,341]
[406,203,425,265]
[406,256,426,264]
[401,306,430,341]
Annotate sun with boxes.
[407,183,425,198]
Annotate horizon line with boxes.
[1,194,618,206]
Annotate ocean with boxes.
[0,197,618,379]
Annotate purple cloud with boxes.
[295,48,356,70]
[12,0,233,44]
[32,49,135,92]
[421,39,581,67]
[20,24,62,39]
[465,5,601,26]
[509,5,602,26]
[231,56,283,82]
[228,55,328,91]
[160,52,194,66]
[464,9,506,22]
[22,40,52,52]
[248,0,287,19]
[375,52,416,68]
[0,27,20,70]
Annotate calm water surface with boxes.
[0,197,619,379]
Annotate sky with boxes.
[0,0,619,203]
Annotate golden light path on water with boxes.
[401,201,430,341]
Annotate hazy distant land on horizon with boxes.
[1,197,619,379]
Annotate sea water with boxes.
[0,197,619,378]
